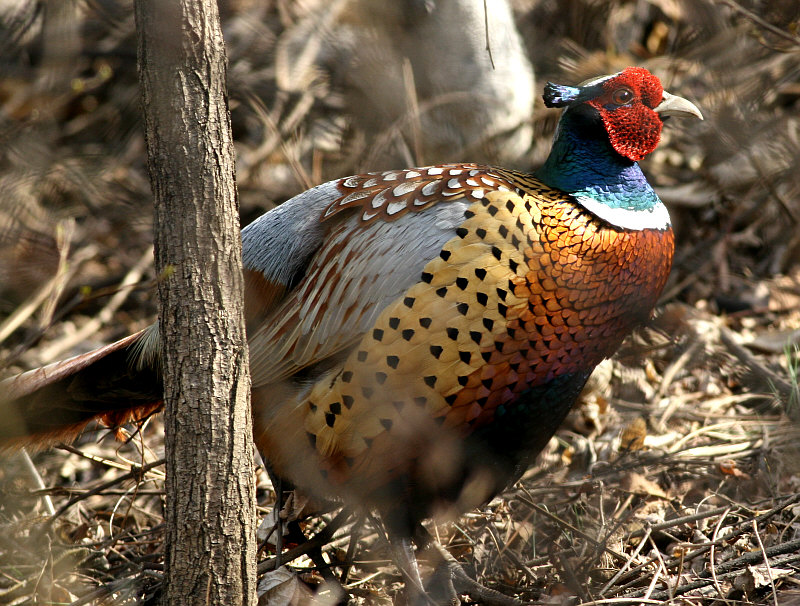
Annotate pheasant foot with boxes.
[424,542,524,606]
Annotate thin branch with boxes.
[482,0,495,69]
[37,246,153,362]
[716,0,800,47]
[257,508,353,574]
[49,457,165,521]
[18,448,55,515]
[752,520,779,606]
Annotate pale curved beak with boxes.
[656,91,703,120]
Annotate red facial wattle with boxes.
[588,67,665,162]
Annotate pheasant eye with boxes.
[611,88,634,105]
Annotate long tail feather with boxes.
[1,327,163,450]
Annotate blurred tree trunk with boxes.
[134,1,256,605]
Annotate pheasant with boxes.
[1,67,701,602]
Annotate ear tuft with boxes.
[542,82,582,108]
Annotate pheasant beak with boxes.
[655,91,703,120]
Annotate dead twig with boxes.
[752,519,779,606]
[0,236,97,347]
[49,456,165,522]
[257,508,352,574]
[37,246,153,362]
[623,540,800,600]
[17,448,56,516]
[715,0,800,47]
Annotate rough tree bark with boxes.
[134,2,256,604]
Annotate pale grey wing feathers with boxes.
[241,180,340,288]
[247,197,471,387]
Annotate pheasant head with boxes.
[537,67,703,230]
[543,66,703,161]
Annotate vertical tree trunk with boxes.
[134,2,256,605]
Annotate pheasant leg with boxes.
[428,542,522,606]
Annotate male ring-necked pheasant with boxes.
[2,67,701,602]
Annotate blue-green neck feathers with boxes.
[537,110,660,211]
[536,110,669,230]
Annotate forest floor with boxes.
[1,1,799,604]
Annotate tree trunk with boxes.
[134,2,256,605]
